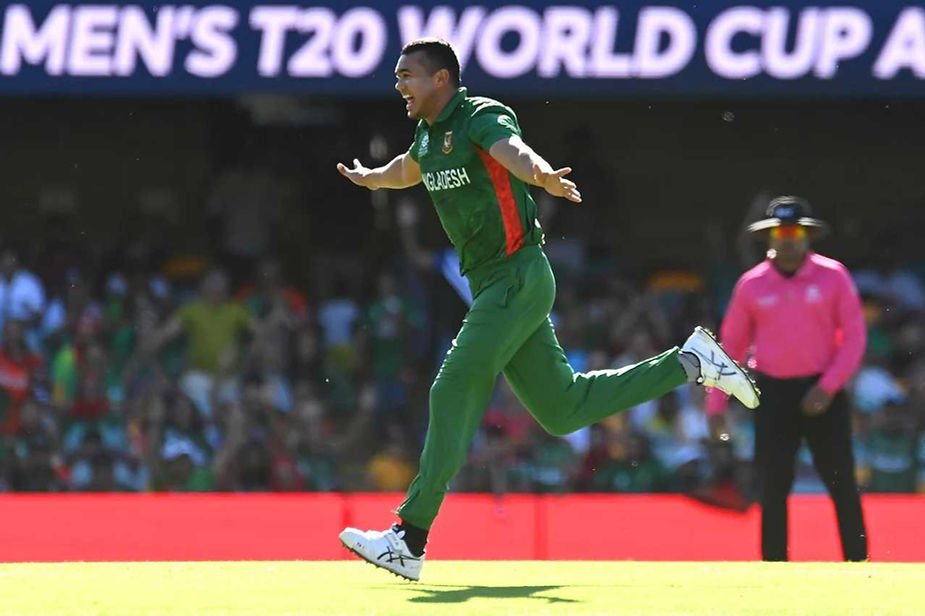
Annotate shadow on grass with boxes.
[402,584,579,604]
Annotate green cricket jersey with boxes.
[408,87,543,276]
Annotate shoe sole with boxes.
[696,326,761,408]
[340,539,420,582]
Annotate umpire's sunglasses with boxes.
[770,225,807,240]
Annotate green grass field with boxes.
[0,561,921,615]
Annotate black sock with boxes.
[396,521,428,556]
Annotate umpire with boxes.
[707,196,869,561]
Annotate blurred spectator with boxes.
[240,258,309,323]
[459,382,533,495]
[41,269,102,356]
[10,398,63,491]
[318,280,360,353]
[232,439,272,491]
[591,432,669,493]
[267,400,304,492]
[0,245,46,351]
[635,388,710,491]
[863,402,917,492]
[366,424,415,491]
[149,269,251,418]
[240,258,304,413]
[528,430,578,493]
[66,429,116,491]
[292,380,340,491]
[360,272,415,426]
[318,280,361,414]
[575,424,612,491]
[293,318,322,371]
[853,354,906,414]
[145,387,212,491]
[853,231,925,314]
[155,439,214,492]
[0,319,43,435]
[51,315,110,421]
[160,391,213,467]
[464,424,521,495]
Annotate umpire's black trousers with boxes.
[753,374,868,561]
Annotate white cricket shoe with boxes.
[682,326,760,409]
[339,524,424,581]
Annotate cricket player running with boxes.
[337,38,760,581]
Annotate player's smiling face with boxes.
[394,52,439,121]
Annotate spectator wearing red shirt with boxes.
[707,197,868,561]
[0,319,42,435]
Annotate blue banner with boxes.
[1,1,923,97]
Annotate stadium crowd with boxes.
[0,194,922,499]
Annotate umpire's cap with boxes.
[746,196,830,238]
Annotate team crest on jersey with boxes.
[419,131,429,155]
[442,131,454,154]
[805,285,822,303]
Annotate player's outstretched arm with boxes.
[336,152,422,191]
[488,136,582,203]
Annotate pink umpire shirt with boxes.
[705,251,866,415]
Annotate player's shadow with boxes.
[404,584,578,604]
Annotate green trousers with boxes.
[396,246,686,529]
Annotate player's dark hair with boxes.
[401,38,461,87]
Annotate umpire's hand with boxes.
[802,385,834,416]
[708,414,731,442]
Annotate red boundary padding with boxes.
[0,493,921,562]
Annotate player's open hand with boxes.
[534,164,581,203]
[337,158,378,190]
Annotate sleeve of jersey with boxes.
[818,265,867,395]
[469,110,521,151]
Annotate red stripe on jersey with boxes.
[476,148,524,256]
